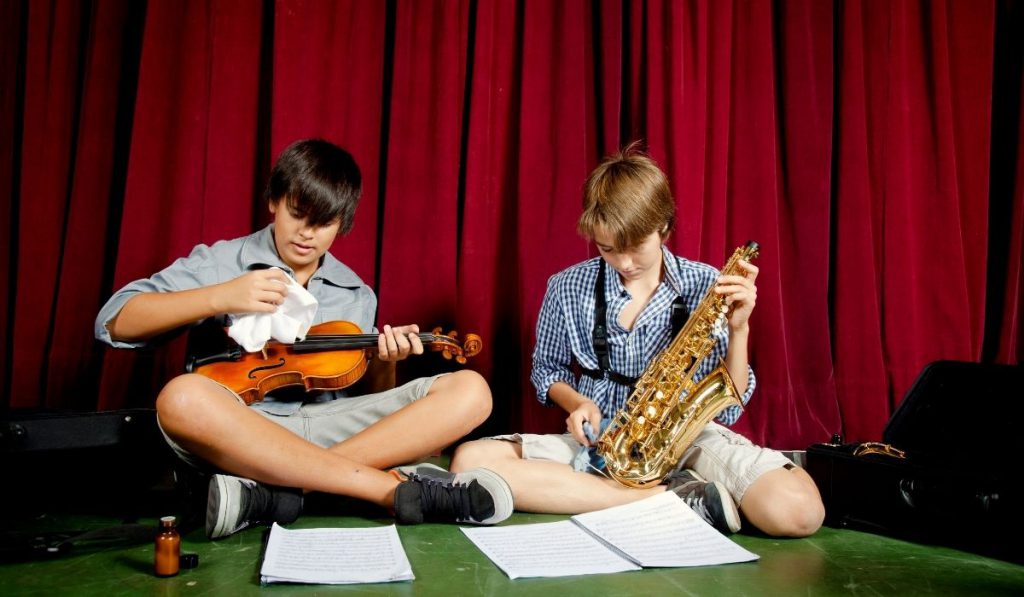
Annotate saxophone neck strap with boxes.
[586,261,689,387]
[580,366,638,388]
[592,262,613,372]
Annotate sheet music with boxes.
[572,491,759,567]
[260,524,414,585]
[461,521,640,579]
[462,492,757,579]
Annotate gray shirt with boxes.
[95,224,377,413]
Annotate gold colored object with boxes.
[596,241,760,488]
[853,442,907,459]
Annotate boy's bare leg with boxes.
[156,370,490,507]
[450,438,662,513]
[454,439,824,537]
[737,467,824,537]
[157,375,398,506]
[326,370,492,467]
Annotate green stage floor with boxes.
[3,507,1023,596]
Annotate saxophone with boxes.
[596,241,760,488]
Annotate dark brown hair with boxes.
[265,139,362,233]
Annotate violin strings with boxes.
[294,334,444,348]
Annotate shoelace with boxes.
[238,479,274,525]
[414,476,473,521]
[679,492,712,523]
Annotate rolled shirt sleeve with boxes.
[530,275,578,406]
[95,244,220,349]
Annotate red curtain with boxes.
[2,0,1022,449]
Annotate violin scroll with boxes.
[430,327,484,364]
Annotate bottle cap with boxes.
[160,516,177,528]
[179,553,199,569]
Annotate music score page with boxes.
[461,492,758,579]
[462,520,641,579]
[260,523,414,585]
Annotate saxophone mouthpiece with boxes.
[745,240,759,252]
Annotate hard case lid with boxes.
[883,360,1023,469]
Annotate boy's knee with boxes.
[764,487,825,537]
[741,468,826,537]
[155,374,215,427]
[445,370,493,419]
[788,491,826,536]
[451,439,502,472]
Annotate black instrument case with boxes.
[806,361,1023,562]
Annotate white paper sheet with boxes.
[461,521,640,579]
[260,524,414,585]
[572,491,760,567]
[462,492,758,579]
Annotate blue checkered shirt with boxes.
[530,246,755,426]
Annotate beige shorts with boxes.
[160,374,442,469]
[494,421,793,501]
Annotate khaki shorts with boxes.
[494,421,792,501]
[160,374,442,469]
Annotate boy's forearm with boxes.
[548,381,590,413]
[725,327,750,396]
[107,288,220,342]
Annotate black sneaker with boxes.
[206,474,304,540]
[393,465,512,525]
[663,469,741,534]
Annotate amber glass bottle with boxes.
[154,516,181,577]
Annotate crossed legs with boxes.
[156,370,491,508]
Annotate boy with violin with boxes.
[450,144,824,537]
[95,139,512,539]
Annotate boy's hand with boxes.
[377,324,424,362]
[213,269,291,314]
[714,259,758,333]
[567,399,603,447]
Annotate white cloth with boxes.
[227,268,318,352]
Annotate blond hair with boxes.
[577,141,675,250]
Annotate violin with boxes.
[184,320,482,405]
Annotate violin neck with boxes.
[291,333,439,353]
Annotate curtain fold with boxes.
[0,0,22,411]
[514,0,599,433]
[376,0,469,327]
[3,0,1022,449]
[459,0,523,430]
[271,0,387,285]
[95,0,264,409]
[12,0,89,409]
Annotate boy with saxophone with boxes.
[451,143,824,536]
[96,139,512,539]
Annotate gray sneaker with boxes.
[663,469,741,534]
[206,474,303,540]
[393,463,513,525]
